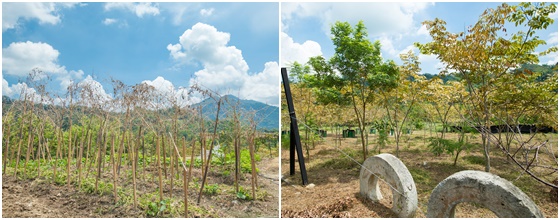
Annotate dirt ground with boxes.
[281,131,558,218]
[2,156,279,218]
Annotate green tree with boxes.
[417,2,556,173]
[308,21,399,161]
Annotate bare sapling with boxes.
[168,133,194,218]
[24,125,34,177]
[156,135,164,201]
[197,97,222,205]
[248,123,258,199]
[95,129,104,191]
[110,134,118,203]
[170,138,175,197]
[116,130,126,176]
[132,126,141,208]
[3,124,11,173]
[85,131,93,179]
[37,131,43,178]
[77,135,85,187]
[162,135,168,179]
[53,128,62,183]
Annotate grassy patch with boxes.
[463,155,485,166]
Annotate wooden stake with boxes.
[77,135,84,187]
[3,124,11,173]
[110,134,118,203]
[156,135,163,201]
[95,130,103,191]
[24,126,33,177]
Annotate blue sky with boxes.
[2,2,279,106]
[281,2,558,75]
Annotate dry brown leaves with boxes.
[281,196,355,218]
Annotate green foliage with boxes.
[224,149,261,173]
[146,199,171,217]
[280,133,290,150]
[427,136,474,165]
[203,183,220,195]
[236,186,252,200]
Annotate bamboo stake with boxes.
[162,135,167,179]
[77,135,84,187]
[14,138,23,179]
[85,130,93,179]
[95,130,103,191]
[249,128,258,199]
[156,135,163,201]
[117,130,126,175]
[197,100,221,205]
[170,138,175,197]
[67,127,73,188]
[24,126,33,177]
[181,137,190,217]
[37,132,42,178]
[168,133,195,218]
[132,126,141,208]
[187,139,196,217]
[142,136,146,181]
[3,124,11,173]
[54,128,62,183]
[110,134,118,203]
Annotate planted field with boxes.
[2,87,279,218]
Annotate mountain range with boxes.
[192,95,279,131]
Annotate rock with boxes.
[306,183,315,189]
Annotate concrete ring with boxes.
[427,170,543,218]
[359,153,418,217]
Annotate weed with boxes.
[203,183,220,195]
[236,186,252,200]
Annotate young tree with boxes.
[308,21,399,161]
[416,2,556,172]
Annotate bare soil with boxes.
[281,131,558,218]
[2,155,279,218]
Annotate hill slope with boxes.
[192,95,279,131]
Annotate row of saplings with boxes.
[360,153,544,218]
[2,124,261,217]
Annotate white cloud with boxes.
[168,22,278,106]
[241,62,280,106]
[3,41,65,77]
[547,31,558,45]
[280,32,322,67]
[2,3,79,31]
[103,18,117,25]
[200,8,214,16]
[104,2,160,18]
[166,43,186,60]
[282,2,433,36]
[77,75,112,106]
[2,78,12,96]
[2,41,84,89]
[419,53,445,74]
[2,80,42,103]
[416,24,429,36]
[141,76,198,108]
